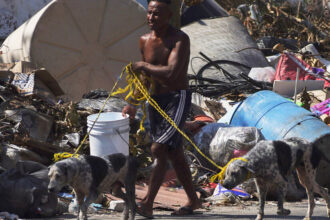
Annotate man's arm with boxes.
[135,35,151,90]
[122,36,148,120]
[132,33,190,83]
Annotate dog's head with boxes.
[47,162,70,193]
[222,159,253,189]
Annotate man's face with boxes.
[147,1,171,31]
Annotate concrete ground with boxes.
[48,199,329,220]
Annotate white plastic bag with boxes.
[248,66,276,83]
[193,124,264,167]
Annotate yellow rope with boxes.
[111,65,150,132]
[210,157,250,184]
[53,152,80,161]
[124,64,223,171]
[53,64,229,184]
[53,65,129,161]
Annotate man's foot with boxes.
[171,206,194,216]
[136,203,153,219]
[171,200,202,216]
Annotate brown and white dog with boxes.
[222,137,330,220]
[48,153,138,220]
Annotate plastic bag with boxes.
[194,124,264,167]
[213,183,250,199]
[248,67,276,83]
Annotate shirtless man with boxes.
[122,0,202,218]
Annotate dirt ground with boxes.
[45,199,329,220]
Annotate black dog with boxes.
[222,137,330,220]
[48,153,138,220]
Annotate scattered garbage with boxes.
[213,183,250,199]
[248,66,276,83]
[311,98,330,116]
[0,212,19,220]
[11,72,35,96]
[205,182,250,207]
[0,161,61,218]
[193,123,264,167]
[109,200,125,212]
[0,0,329,217]
[68,198,98,214]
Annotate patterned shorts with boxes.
[148,90,191,151]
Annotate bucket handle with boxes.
[114,128,129,145]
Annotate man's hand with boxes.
[122,105,137,121]
[131,61,145,73]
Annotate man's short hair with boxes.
[148,0,171,5]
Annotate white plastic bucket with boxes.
[87,112,129,157]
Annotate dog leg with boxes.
[79,189,98,220]
[296,166,315,220]
[112,182,129,220]
[312,181,330,218]
[255,178,267,220]
[276,181,291,216]
[125,157,138,220]
[74,190,85,220]
[303,163,330,218]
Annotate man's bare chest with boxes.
[143,40,172,64]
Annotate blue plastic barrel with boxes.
[230,90,330,142]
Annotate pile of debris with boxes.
[227,0,329,59]
[0,0,329,218]
[0,65,143,218]
[219,1,330,59]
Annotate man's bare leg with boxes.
[137,143,168,217]
[169,145,202,214]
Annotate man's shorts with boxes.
[148,90,192,151]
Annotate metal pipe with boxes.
[294,68,300,103]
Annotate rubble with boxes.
[227,1,329,57]
[0,78,88,165]
[0,0,329,218]
[109,200,125,212]
[0,160,63,218]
